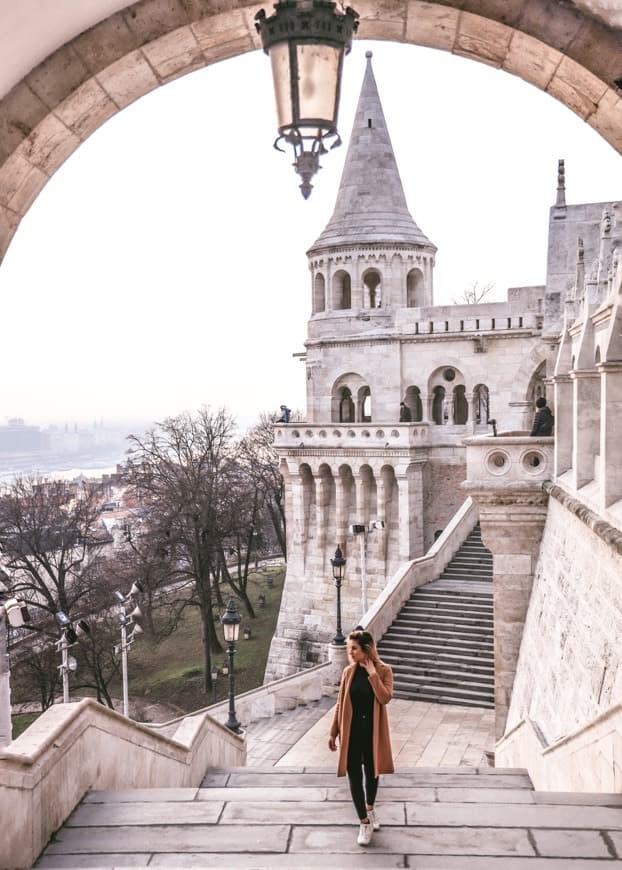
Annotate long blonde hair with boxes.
[348,627,380,664]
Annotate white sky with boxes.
[1,40,621,429]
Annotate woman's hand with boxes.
[362,657,377,677]
[328,736,338,752]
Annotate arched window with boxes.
[453,385,468,424]
[333,270,351,310]
[406,268,425,307]
[473,384,490,424]
[359,386,372,422]
[363,269,382,308]
[527,361,546,405]
[404,386,423,422]
[313,273,325,313]
[432,385,445,425]
[339,387,355,423]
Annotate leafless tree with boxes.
[453,281,496,305]
[124,407,242,694]
[240,413,286,559]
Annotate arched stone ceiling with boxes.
[0,0,620,266]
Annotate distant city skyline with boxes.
[1,40,621,426]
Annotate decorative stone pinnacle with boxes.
[556,158,566,208]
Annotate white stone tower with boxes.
[265,53,549,682]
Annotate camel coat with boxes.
[329,660,394,778]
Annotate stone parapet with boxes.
[463,434,554,740]
[0,698,245,869]
[275,422,430,451]
[496,703,622,793]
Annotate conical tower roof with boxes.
[309,52,435,252]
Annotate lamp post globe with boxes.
[221,598,242,733]
[330,545,346,645]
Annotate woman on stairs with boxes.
[328,627,394,846]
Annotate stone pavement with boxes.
[273,698,495,769]
[36,767,622,868]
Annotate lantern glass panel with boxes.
[223,620,239,643]
[269,42,293,129]
[296,43,340,127]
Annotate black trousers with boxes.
[346,724,379,820]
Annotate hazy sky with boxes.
[1,40,621,429]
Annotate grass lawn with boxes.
[11,711,40,739]
[113,564,286,714]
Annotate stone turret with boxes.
[307,52,436,317]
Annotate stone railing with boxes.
[496,703,622,792]
[464,433,554,489]
[149,659,339,737]
[363,497,479,639]
[274,422,430,450]
[0,698,245,869]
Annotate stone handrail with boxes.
[148,659,338,737]
[364,497,479,639]
[0,698,245,869]
[496,703,622,792]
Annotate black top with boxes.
[530,406,554,436]
[349,664,374,731]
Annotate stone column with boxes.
[289,466,307,560]
[396,463,424,561]
[571,370,600,489]
[421,393,431,423]
[315,475,327,549]
[598,362,622,508]
[553,374,573,477]
[467,392,477,434]
[466,489,549,740]
[335,473,350,545]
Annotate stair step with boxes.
[391,663,494,686]
[402,602,494,616]
[388,652,494,671]
[392,677,494,702]
[387,622,494,640]
[380,640,494,658]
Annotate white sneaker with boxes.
[367,808,380,831]
[357,822,373,846]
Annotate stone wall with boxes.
[423,456,467,551]
[506,494,622,745]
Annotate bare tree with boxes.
[0,477,106,622]
[240,413,286,558]
[453,281,496,305]
[124,407,241,694]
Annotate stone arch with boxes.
[358,463,378,522]
[404,385,423,422]
[406,268,425,307]
[428,365,465,425]
[331,372,368,422]
[473,383,490,424]
[0,2,621,266]
[527,360,547,404]
[510,346,550,405]
[333,270,352,310]
[362,268,382,309]
[453,384,468,424]
[313,272,325,314]
[358,385,372,422]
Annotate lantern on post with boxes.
[255,0,359,199]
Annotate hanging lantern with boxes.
[255,0,359,199]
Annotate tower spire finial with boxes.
[556,158,566,208]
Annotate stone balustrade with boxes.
[464,433,554,489]
[0,698,245,869]
[274,422,430,450]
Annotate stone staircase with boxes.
[379,524,494,708]
[36,766,622,867]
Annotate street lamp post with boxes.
[221,598,242,733]
[330,545,346,645]
[113,583,143,718]
[55,612,89,703]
